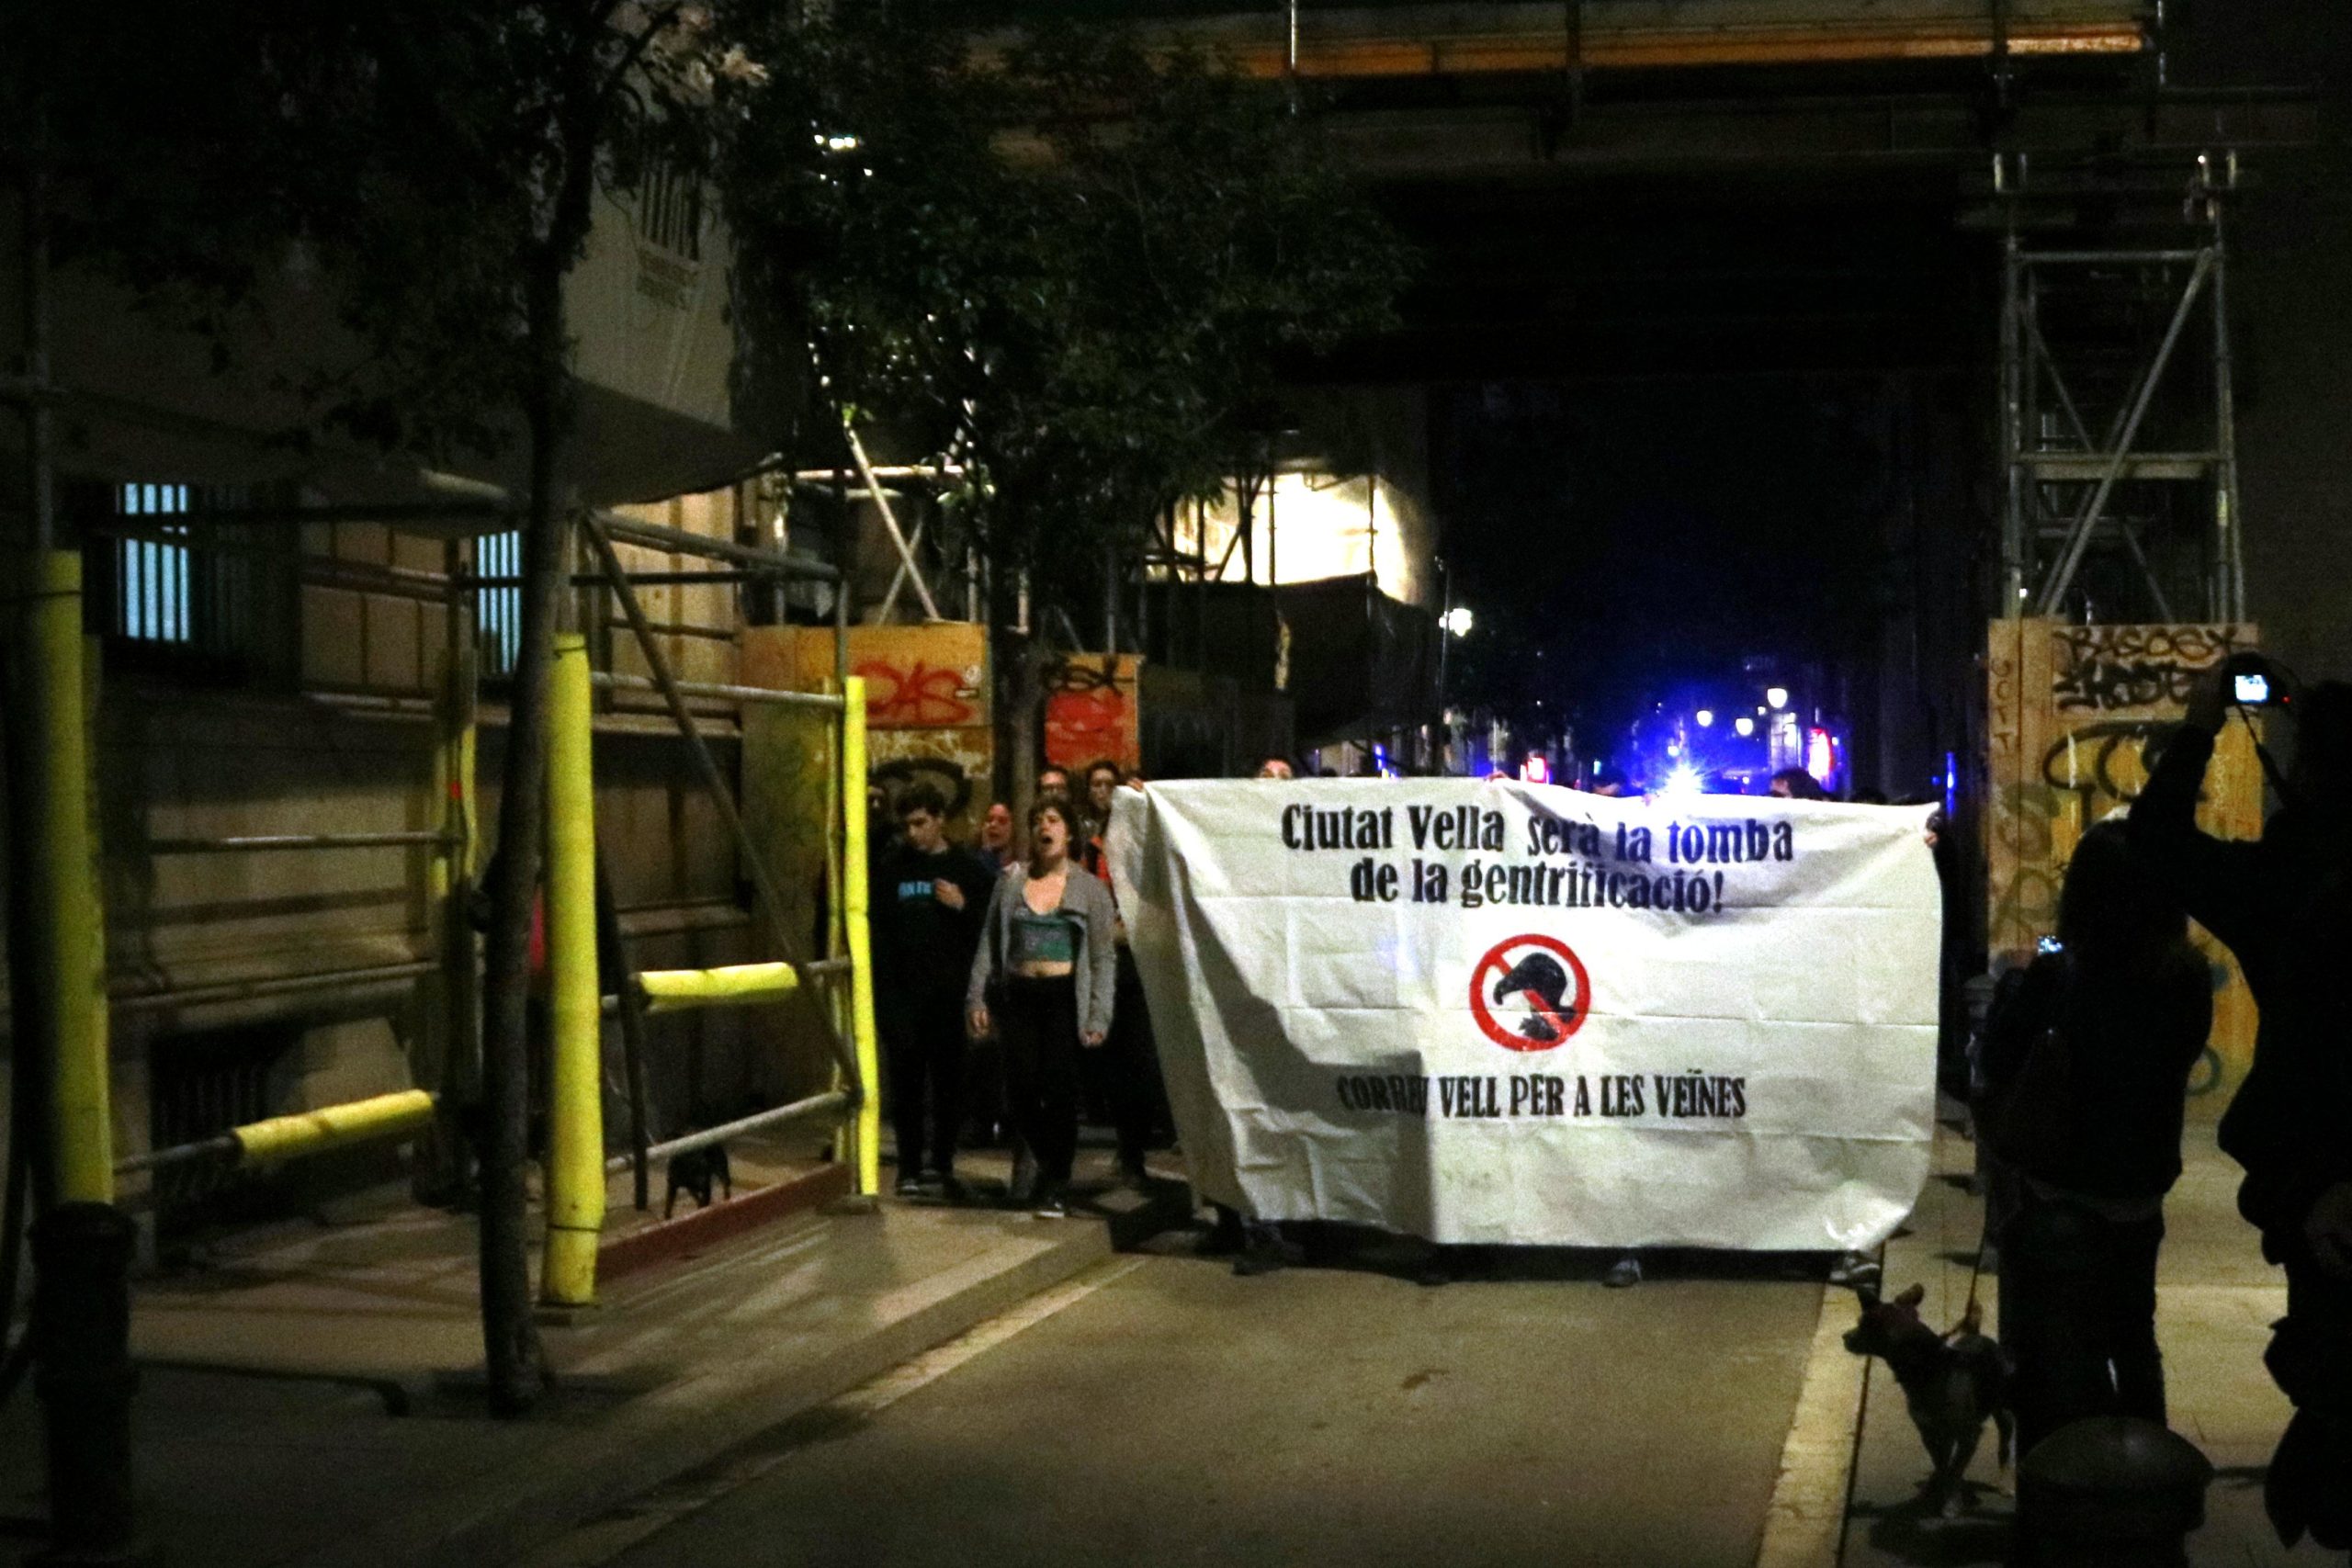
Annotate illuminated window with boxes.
[86,482,299,685]
[476,529,524,676]
[114,484,194,642]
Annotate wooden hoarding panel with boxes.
[1984,619,2262,1105]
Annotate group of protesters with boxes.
[871,687,2352,1544]
[869,759,1165,1220]
[1974,654,2352,1551]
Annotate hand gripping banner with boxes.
[1109,781,1941,1250]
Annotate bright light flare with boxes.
[1442,607,1475,637]
[1659,763,1706,799]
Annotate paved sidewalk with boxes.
[1840,1109,2333,1567]
[0,1144,1184,1568]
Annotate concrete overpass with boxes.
[977,2,2322,380]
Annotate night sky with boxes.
[1433,375,1901,751]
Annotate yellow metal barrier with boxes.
[8,551,114,1202]
[541,633,605,1308]
[842,677,882,1199]
[636,962,800,1015]
[233,1090,437,1167]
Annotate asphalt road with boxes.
[532,1230,1826,1568]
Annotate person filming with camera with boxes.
[2128,651,2352,1552]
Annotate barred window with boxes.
[636,159,704,262]
[85,483,299,684]
[114,483,195,642]
[476,528,524,677]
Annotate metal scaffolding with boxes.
[1998,151,2246,623]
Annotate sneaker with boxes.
[1826,1251,1881,1291]
[892,1174,923,1199]
[1033,1186,1069,1220]
[1234,1222,1304,1277]
[1115,1156,1154,1192]
[1603,1255,1643,1289]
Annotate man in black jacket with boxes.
[873,785,998,1200]
[2129,659,2352,1551]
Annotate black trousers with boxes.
[1000,975,1080,1187]
[881,986,967,1178]
[1998,1189,2166,1458]
[1084,950,1161,1167]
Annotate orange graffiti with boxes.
[1043,655,1140,772]
[856,658,978,728]
[1045,688,1126,765]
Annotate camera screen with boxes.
[2234,673,2272,705]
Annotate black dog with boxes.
[1844,1282,2014,1517]
[663,1143,732,1218]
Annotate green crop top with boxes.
[1008,906,1080,966]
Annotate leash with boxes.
[1958,1203,1990,1326]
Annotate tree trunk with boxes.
[476,271,569,1413]
[987,521,1035,809]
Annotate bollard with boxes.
[31,1201,138,1566]
[2016,1416,2212,1568]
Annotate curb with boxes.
[286,1183,1192,1568]
[1754,1282,1869,1568]
[597,1164,854,1283]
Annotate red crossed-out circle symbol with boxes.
[1469,934,1592,1053]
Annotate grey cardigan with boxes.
[967,862,1120,1040]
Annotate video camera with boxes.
[2224,651,2291,709]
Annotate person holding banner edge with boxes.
[2129,652,2352,1553]
[968,795,1118,1219]
[1080,763,1170,1190]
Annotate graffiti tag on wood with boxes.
[1984,617,2261,1100]
[2049,623,2249,712]
[856,656,981,728]
[1043,654,1141,773]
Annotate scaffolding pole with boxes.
[538,632,603,1308]
[582,515,863,1089]
[1999,152,2242,624]
[6,553,112,1203]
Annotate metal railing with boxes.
[13,481,874,1384]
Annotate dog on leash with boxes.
[663,1142,732,1218]
[1843,1282,2014,1517]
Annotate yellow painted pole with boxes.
[841,677,881,1198]
[9,552,113,1203]
[636,962,800,1014]
[427,638,481,1171]
[233,1090,438,1167]
[539,633,604,1306]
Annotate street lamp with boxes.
[1766,686,1789,710]
[1694,709,1714,728]
[1442,606,1474,637]
[1735,716,1755,738]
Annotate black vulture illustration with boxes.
[1492,952,1577,1043]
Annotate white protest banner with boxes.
[1109,781,1940,1251]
